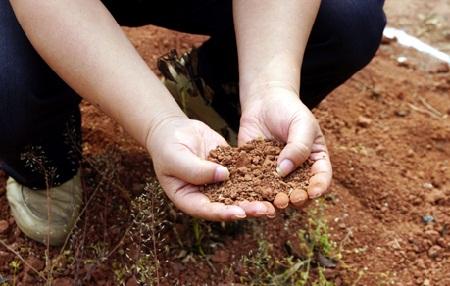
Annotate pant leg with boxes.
[0,0,82,190]
[300,0,387,108]
[103,0,385,130]
[188,0,387,111]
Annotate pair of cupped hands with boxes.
[147,87,332,221]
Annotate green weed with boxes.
[239,199,339,286]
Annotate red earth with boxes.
[0,1,449,285]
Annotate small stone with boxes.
[423,182,433,189]
[395,110,409,117]
[338,223,346,229]
[356,116,372,128]
[422,215,434,224]
[427,245,442,259]
[0,220,9,234]
[397,56,409,67]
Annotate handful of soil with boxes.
[201,140,312,205]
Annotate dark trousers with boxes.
[0,0,386,189]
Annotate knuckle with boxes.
[290,142,311,163]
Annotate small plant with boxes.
[239,199,339,286]
[192,218,206,256]
[113,179,173,286]
[9,260,21,286]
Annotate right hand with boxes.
[146,117,276,221]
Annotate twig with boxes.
[105,223,133,260]
[58,170,109,255]
[408,103,442,119]
[150,192,161,285]
[0,239,48,281]
[419,97,444,118]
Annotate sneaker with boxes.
[158,48,238,146]
[6,171,83,246]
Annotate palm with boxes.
[148,118,276,220]
[239,88,332,204]
[239,90,314,145]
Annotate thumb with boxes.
[167,147,229,185]
[276,119,317,177]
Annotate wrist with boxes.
[240,81,300,113]
[144,113,187,155]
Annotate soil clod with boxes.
[201,140,312,204]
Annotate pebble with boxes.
[356,116,372,128]
[0,220,9,234]
[422,215,434,224]
[422,182,433,189]
[427,245,442,259]
[395,110,409,117]
[397,56,409,67]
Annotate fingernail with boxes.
[276,159,294,177]
[256,204,269,215]
[214,166,229,182]
[232,208,246,219]
[233,213,247,219]
[267,213,276,219]
[308,190,322,199]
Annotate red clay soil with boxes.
[202,140,311,204]
[0,3,449,285]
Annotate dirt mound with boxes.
[202,140,311,204]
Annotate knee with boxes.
[329,0,386,71]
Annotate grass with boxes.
[237,199,339,286]
[0,164,344,285]
[1,138,345,285]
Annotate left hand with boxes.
[239,86,332,209]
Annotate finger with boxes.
[263,202,277,218]
[273,192,289,209]
[277,118,317,177]
[237,200,275,217]
[171,185,247,221]
[237,124,268,147]
[307,151,332,199]
[167,147,229,185]
[289,188,308,208]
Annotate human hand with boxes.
[146,117,276,221]
[239,86,332,209]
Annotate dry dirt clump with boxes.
[201,140,312,204]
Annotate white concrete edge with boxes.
[383,26,450,64]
